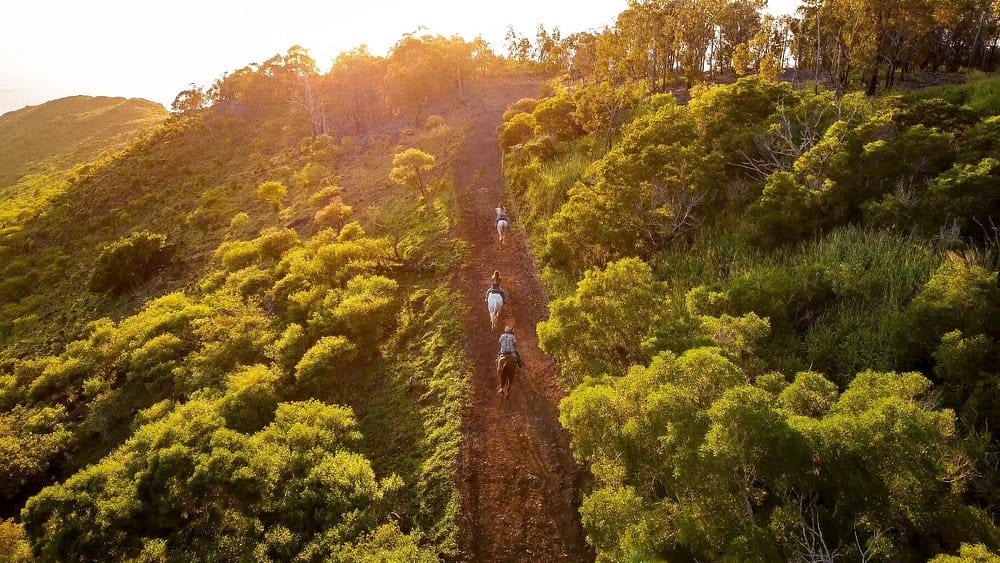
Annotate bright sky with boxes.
[1,0,802,115]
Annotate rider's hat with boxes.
[504,325,513,333]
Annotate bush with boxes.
[502,98,538,122]
[0,519,31,563]
[229,212,250,230]
[314,201,353,231]
[218,364,281,432]
[533,89,584,141]
[499,112,537,151]
[308,185,343,208]
[295,336,358,395]
[88,230,173,293]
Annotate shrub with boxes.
[334,275,400,344]
[314,201,353,232]
[533,89,583,141]
[502,97,538,122]
[218,364,281,432]
[499,112,537,151]
[0,406,73,501]
[295,336,358,395]
[88,230,173,293]
[308,185,344,208]
[0,519,31,562]
[229,212,250,230]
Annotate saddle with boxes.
[497,352,523,368]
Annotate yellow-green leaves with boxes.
[256,180,289,213]
[389,148,436,198]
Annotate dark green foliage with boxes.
[88,230,173,293]
[506,74,1000,560]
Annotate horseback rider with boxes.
[495,205,509,227]
[485,270,507,304]
[498,325,523,368]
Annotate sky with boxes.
[1,0,802,115]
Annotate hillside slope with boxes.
[0,95,168,186]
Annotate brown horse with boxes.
[496,354,516,397]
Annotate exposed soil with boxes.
[449,79,593,562]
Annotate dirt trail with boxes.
[449,80,592,562]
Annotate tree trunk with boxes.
[866,66,879,96]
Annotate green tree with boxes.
[295,336,359,395]
[390,148,436,198]
[538,258,667,383]
[256,180,288,214]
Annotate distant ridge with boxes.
[0,95,168,186]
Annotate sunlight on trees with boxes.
[390,148,436,198]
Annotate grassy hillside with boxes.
[0,96,169,233]
[0,95,168,186]
[0,37,510,560]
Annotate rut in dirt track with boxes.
[450,80,593,563]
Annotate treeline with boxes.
[172,35,502,135]
[501,73,1000,559]
[504,0,999,94]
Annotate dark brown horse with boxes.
[496,354,516,397]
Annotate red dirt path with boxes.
[449,80,593,562]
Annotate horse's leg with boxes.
[496,361,504,394]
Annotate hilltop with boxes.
[0,95,168,187]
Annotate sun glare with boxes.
[1,0,803,114]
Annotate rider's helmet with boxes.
[504,326,513,333]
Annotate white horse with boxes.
[495,206,509,247]
[487,292,504,331]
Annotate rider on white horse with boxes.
[495,206,510,245]
[485,281,507,304]
[486,271,507,330]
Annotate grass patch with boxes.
[907,73,1000,116]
